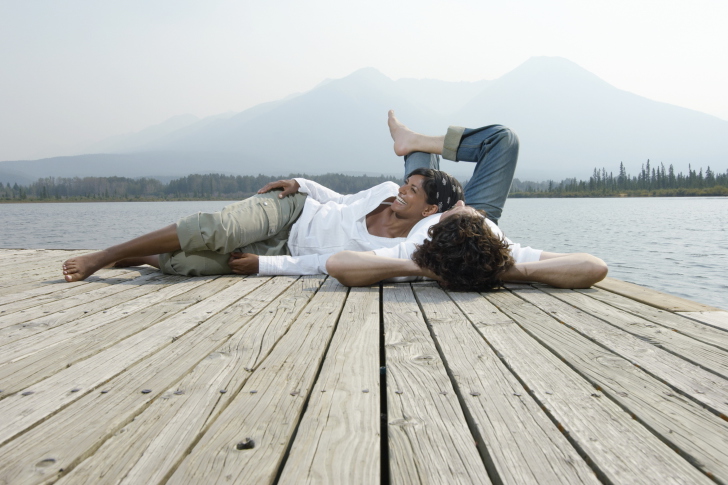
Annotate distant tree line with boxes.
[2,161,727,202]
[510,160,728,197]
[0,173,401,202]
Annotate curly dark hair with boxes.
[407,168,464,213]
[412,211,514,291]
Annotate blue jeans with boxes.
[403,125,519,224]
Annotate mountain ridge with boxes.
[2,56,726,184]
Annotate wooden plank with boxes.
[414,285,599,485]
[0,267,141,307]
[56,275,326,485]
[678,311,728,332]
[0,275,271,446]
[0,270,164,341]
[470,290,713,484]
[0,275,290,484]
[480,290,728,483]
[0,276,234,394]
[0,265,130,296]
[577,287,728,350]
[0,268,149,316]
[513,288,728,418]
[381,284,490,485]
[0,249,72,270]
[279,286,381,485]
[167,278,349,484]
[546,288,728,379]
[595,277,722,312]
[0,253,92,289]
[0,250,88,279]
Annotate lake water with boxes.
[1,198,726,310]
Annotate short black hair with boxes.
[406,168,465,212]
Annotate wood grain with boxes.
[57,276,324,485]
[596,277,722,312]
[482,289,728,483]
[547,288,728,379]
[279,286,381,485]
[0,275,286,484]
[167,278,348,485]
[479,290,712,485]
[416,285,599,485]
[678,311,728,331]
[577,287,728,350]
[383,284,490,485]
[514,288,728,419]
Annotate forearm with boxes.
[326,251,436,286]
[502,253,608,288]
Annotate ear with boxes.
[422,204,439,217]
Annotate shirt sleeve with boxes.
[258,253,333,275]
[293,178,346,204]
[506,238,543,263]
[294,179,398,206]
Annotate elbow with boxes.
[582,254,608,287]
[326,251,356,287]
[594,258,609,283]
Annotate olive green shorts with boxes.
[158,191,307,276]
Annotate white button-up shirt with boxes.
[258,178,541,275]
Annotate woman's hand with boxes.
[228,252,260,274]
[257,179,300,198]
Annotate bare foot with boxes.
[113,256,160,269]
[62,251,111,282]
[388,110,417,156]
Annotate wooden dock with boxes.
[1,248,727,484]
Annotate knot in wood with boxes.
[236,438,255,450]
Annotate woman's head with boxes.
[412,211,514,291]
[406,168,464,213]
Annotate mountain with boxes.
[2,57,726,184]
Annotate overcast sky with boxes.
[1,0,726,161]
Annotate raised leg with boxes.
[388,110,518,223]
[446,125,519,223]
[388,110,444,156]
[62,225,179,282]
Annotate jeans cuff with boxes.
[442,126,465,161]
[176,212,206,252]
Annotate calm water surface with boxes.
[1,198,726,310]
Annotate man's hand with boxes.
[257,179,300,198]
[228,252,260,274]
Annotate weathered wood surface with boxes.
[415,285,599,485]
[0,248,726,485]
[679,311,728,331]
[279,286,381,485]
[595,276,723,312]
[383,284,490,485]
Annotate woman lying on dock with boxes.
[62,110,608,290]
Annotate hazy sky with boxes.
[1,0,726,161]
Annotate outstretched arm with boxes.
[326,250,607,289]
[326,250,439,286]
[502,252,608,288]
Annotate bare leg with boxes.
[388,110,445,156]
[62,224,179,282]
[113,255,160,269]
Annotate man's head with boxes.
[406,168,465,213]
[412,210,514,291]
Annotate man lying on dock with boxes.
[62,111,607,290]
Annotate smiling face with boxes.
[391,174,438,219]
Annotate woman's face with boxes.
[391,175,437,219]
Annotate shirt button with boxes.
[264,202,268,205]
